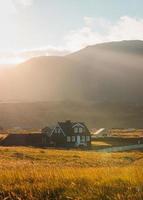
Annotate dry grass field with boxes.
[110,129,143,138]
[0,147,143,199]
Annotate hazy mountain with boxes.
[1,40,143,103]
[0,40,143,127]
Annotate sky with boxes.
[0,0,143,64]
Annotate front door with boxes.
[77,136,80,146]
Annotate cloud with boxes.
[0,0,34,19]
[0,1,16,16]
[0,46,70,64]
[18,46,70,61]
[108,16,143,41]
[65,16,143,51]
[0,15,143,64]
[13,0,34,6]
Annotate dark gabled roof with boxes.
[58,121,73,136]
[42,126,52,136]
[58,120,90,136]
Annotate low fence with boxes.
[97,144,143,152]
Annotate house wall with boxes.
[50,135,67,147]
[49,134,91,147]
[1,133,43,147]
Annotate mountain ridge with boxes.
[0,40,143,127]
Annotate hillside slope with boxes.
[0,40,143,103]
[0,101,143,128]
[0,40,143,127]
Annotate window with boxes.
[72,136,76,142]
[79,127,83,133]
[86,136,90,142]
[81,136,85,142]
[74,127,78,133]
[67,136,71,142]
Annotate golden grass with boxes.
[111,129,143,138]
[0,147,143,199]
[92,141,112,147]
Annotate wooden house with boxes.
[42,120,91,147]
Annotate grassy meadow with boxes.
[0,147,143,199]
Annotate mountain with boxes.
[0,40,143,128]
[1,40,143,102]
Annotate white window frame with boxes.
[67,136,71,142]
[79,127,83,133]
[81,136,85,142]
[86,136,90,142]
[72,136,76,142]
[74,127,78,134]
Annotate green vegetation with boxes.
[92,137,143,150]
[0,147,143,199]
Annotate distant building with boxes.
[42,126,52,146]
[92,128,110,138]
[42,120,91,147]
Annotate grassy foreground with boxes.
[0,147,143,199]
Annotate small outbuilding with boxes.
[92,128,110,138]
